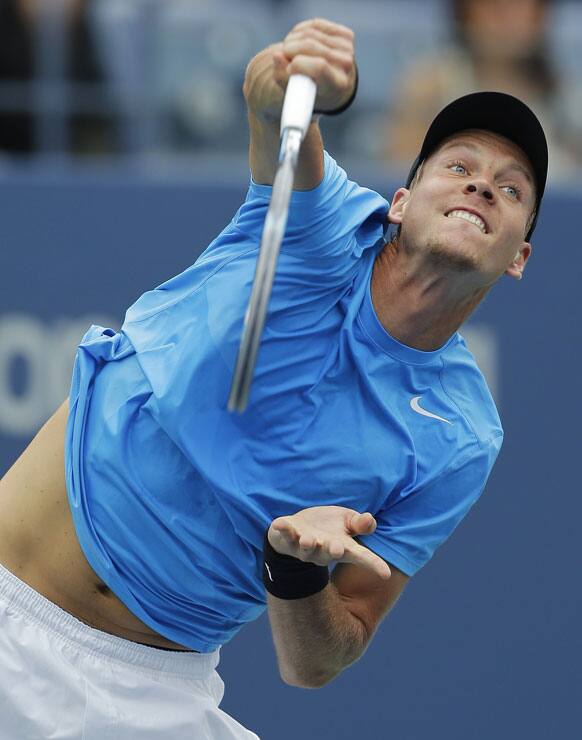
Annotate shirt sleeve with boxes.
[359,436,503,576]
[232,151,389,278]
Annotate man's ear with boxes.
[388,188,411,225]
[505,243,532,280]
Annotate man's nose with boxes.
[464,181,494,201]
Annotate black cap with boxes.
[405,91,548,240]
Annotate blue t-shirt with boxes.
[65,153,503,652]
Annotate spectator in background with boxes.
[0,0,114,156]
[384,0,582,179]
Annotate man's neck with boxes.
[371,240,491,352]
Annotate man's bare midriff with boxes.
[0,400,193,651]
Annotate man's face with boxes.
[389,130,536,282]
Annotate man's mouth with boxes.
[445,209,488,234]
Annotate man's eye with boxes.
[502,184,520,199]
[450,162,467,175]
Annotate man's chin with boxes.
[424,239,480,274]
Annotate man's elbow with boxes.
[280,664,338,689]
[278,643,366,688]
[276,611,371,688]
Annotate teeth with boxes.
[446,210,486,233]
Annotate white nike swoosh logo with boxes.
[264,562,274,582]
[410,396,452,425]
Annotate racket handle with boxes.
[280,74,317,139]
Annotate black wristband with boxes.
[314,66,359,116]
[263,531,329,600]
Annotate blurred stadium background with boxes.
[0,1,580,738]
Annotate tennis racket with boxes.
[228,74,317,413]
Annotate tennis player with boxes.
[0,17,547,739]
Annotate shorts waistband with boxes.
[0,562,220,681]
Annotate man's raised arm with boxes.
[244,18,357,190]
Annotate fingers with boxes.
[272,49,290,90]
[275,18,355,111]
[271,516,297,540]
[292,17,355,41]
[309,526,389,580]
[283,34,353,63]
[282,19,354,59]
[273,522,327,555]
[269,507,388,580]
[282,41,353,81]
[245,18,355,119]
[348,511,377,536]
[303,537,390,580]
[343,541,392,579]
[269,521,389,580]
[285,53,351,84]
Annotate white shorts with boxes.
[0,563,259,739]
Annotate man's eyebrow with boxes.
[498,162,535,187]
[437,140,535,186]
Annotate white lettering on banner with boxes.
[0,313,118,437]
[462,325,499,403]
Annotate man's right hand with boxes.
[244,18,356,188]
[244,18,356,123]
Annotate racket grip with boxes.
[280,74,317,140]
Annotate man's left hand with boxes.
[267,506,391,580]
